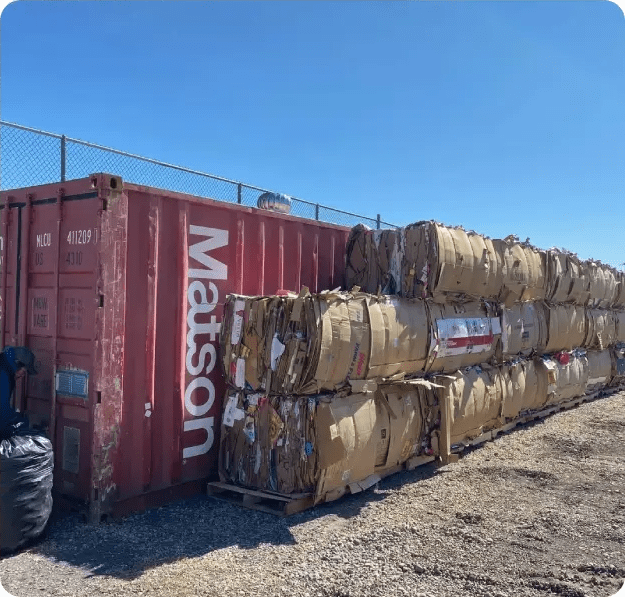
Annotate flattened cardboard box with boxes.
[218,383,440,504]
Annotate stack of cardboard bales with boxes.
[217,219,625,509]
[218,292,442,505]
[345,221,625,451]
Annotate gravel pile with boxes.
[1,390,624,597]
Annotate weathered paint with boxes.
[0,175,349,519]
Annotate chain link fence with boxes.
[0,121,395,230]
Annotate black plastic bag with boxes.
[1,431,53,553]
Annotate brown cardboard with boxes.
[585,261,619,308]
[584,309,617,350]
[433,365,504,444]
[221,291,430,395]
[500,302,548,357]
[542,303,586,353]
[402,222,506,301]
[219,384,440,503]
[501,358,547,420]
[347,222,623,308]
[546,250,588,305]
[615,311,625,343]
[614,272,625,309]
[586,349,613,391]
[500,241,547,304]
[535,353,589,406]
[344,225,401,294]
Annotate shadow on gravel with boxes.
[26,494,298,579]
[22,463,441,579]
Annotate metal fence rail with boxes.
[0,120,395,230]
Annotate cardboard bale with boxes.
[221,291,429,395]
[586,349,613,392]
[315,382,440,503]
[500,240,547,304]
[345,225,401,295]
[535,352,589,406]
[542,303,586,353]
[614,311,625,343]
[401,221,506,301]
[614,271,625,309]
[218,384,440,503]
[545,250,589,305]
[584,261,619,308]
[219,392,318,494]
[611,344,625,386]
[501,358,548,420]
[583,309,617,350]
[433,365,504,445]
[425,300,501,373]
[500,302,548,358]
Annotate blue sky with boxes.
[1,1,624,267]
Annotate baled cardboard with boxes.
[536,352,589,406]
[344,225,402,295]
[434,365,505,444]
[545,250,589,305]
[501,358,547,420]
[542,303,586,353]
[500,302,548,357]
[586,349,613,391]
[584,309,617,350]
[611,344,625,386]
[219,384,440,503]
[613,311,625,344]
[221,291,430,395]
[500,240,547,304]
[584,261,619,308]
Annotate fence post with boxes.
[377,214,381,230]
[60,135,66,182]
[315,204,320,220]
[237,183,242,204]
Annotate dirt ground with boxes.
[1,389,624,597]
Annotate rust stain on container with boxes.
[0,175,349,520]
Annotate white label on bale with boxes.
[490,317,502,335]
[223,395,239,427]
[230,299,246,345]
[436,317,494,357]
[247,393,261,406]
[271,335,286,371]
[235,357,246,389]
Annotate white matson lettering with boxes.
[183,225,229,460]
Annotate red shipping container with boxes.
[0,174,349,520]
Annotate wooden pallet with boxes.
[208,454,437,516]
[206,482,314,516]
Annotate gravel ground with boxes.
[1,390,625,597]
